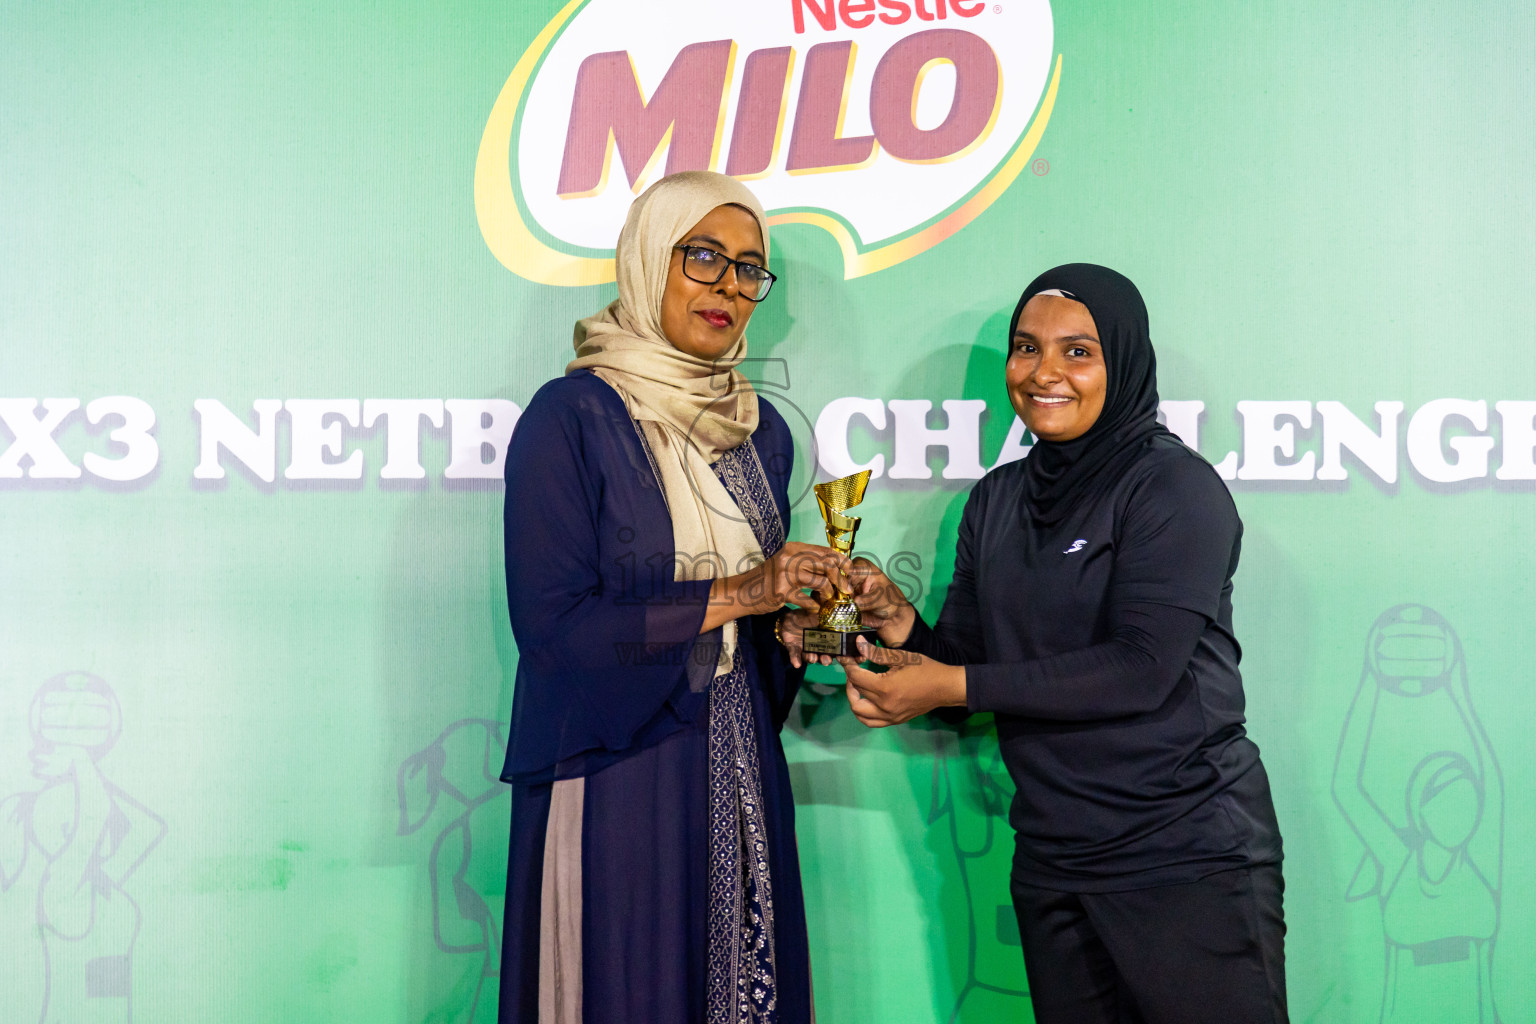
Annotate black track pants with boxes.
[1010,865,1288,1024]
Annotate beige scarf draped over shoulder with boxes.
[567,171,771,678]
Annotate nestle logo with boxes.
[791,0,987,34]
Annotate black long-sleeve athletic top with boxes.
[904,434,1283,891]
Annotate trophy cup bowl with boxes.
[801,470,881,659]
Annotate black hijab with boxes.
[1012,263,1174,527]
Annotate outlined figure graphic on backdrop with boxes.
[1332,605,1504,1023]
[397,718,511,1024]
[0,672,167,1024]
[931,717,1030,1023]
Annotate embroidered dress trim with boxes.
[714,438,786,555]
[705,439,785,1024]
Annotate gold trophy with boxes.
[802,470,880,658]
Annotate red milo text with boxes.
[557,29,1001,196]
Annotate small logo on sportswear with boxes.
[1063,539,1086,554]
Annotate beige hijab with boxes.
[568,171,771,677]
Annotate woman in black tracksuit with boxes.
[837,264,1287,1024]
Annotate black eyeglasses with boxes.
[672,245,777,301]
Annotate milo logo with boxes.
[476,0,1059,284]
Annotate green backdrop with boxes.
[2,2,1531,1021]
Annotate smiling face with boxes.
[658,204,765,361]
[1006,293,1108,443]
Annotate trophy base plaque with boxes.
[801,626,880,659]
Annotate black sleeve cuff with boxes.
[966,663,984,713]
[900,609,938,657]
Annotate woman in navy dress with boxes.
[497,171,845,1024]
